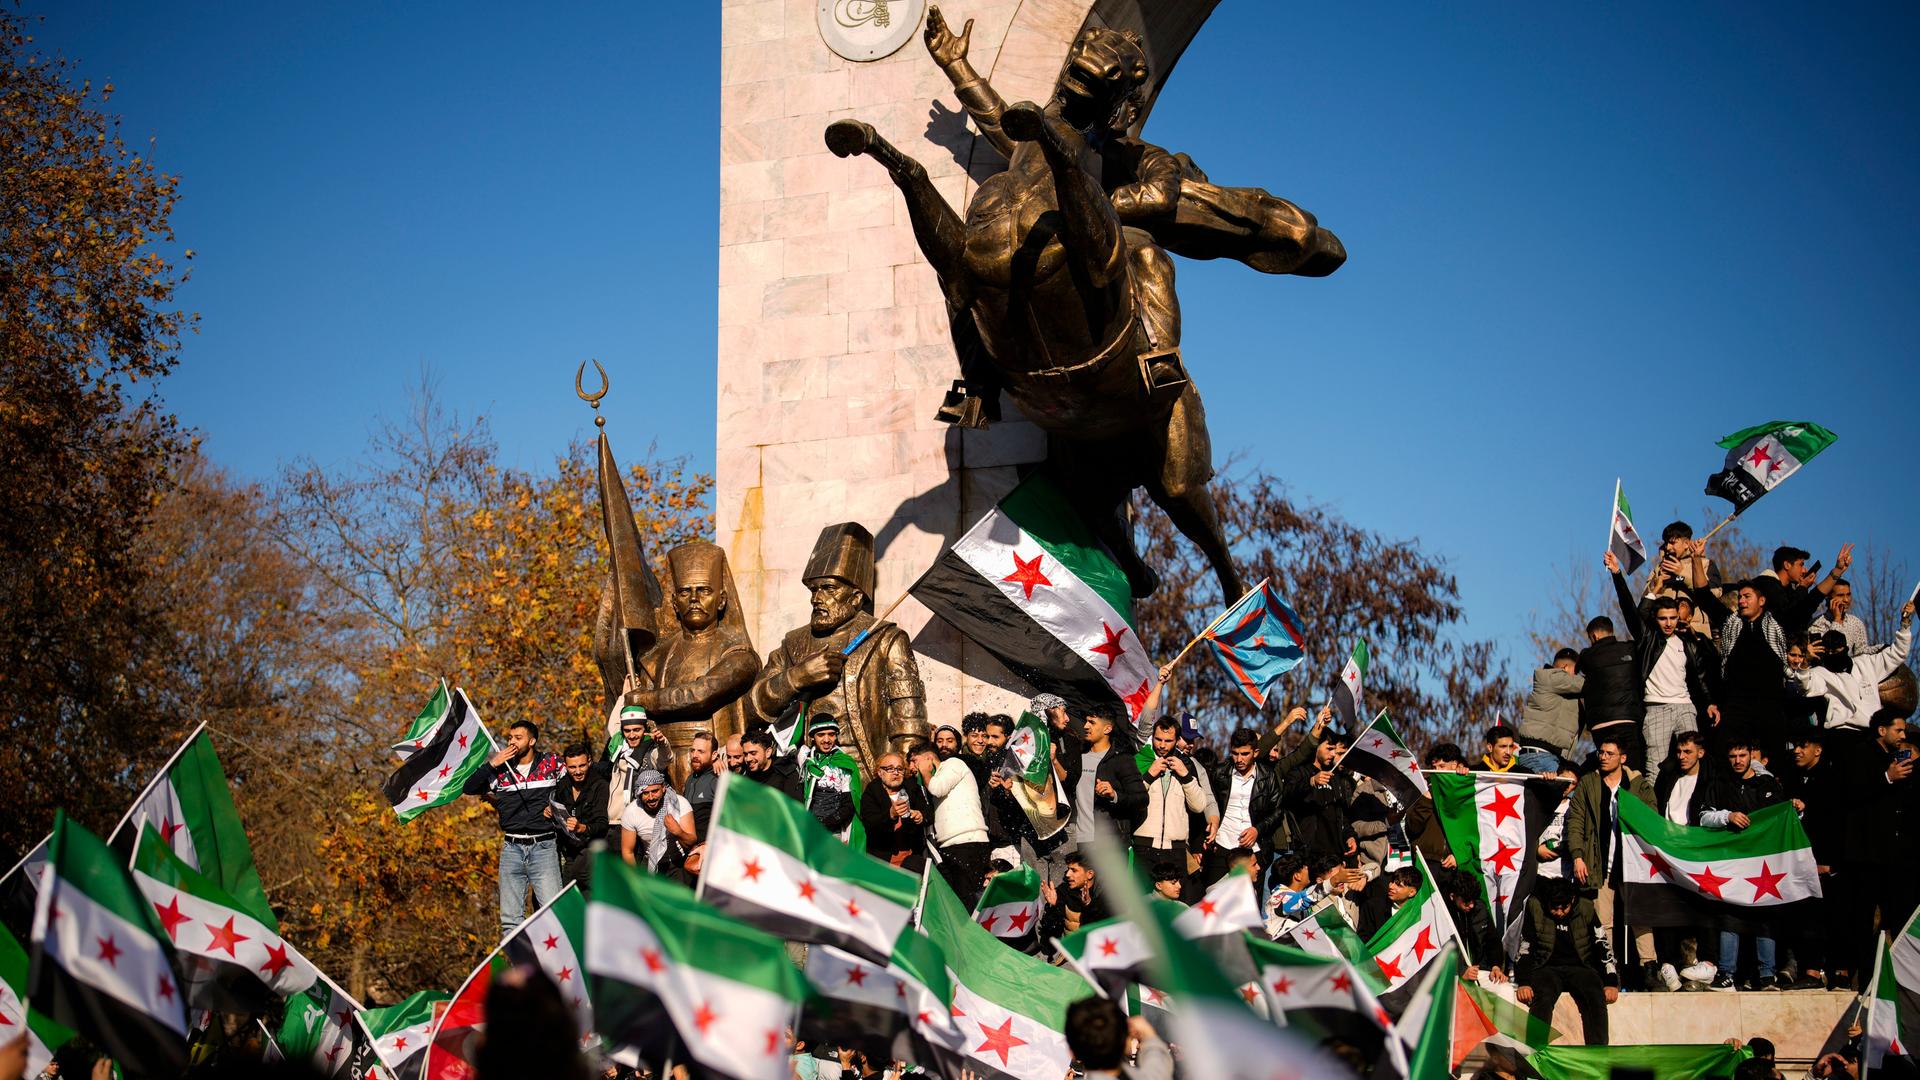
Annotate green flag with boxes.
[0,921,73,1079]
[1529,1042,1750,1080]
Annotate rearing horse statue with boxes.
[826,6,1346,601]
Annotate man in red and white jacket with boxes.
[463,718,566,934]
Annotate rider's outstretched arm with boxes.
[926,7,1017,157]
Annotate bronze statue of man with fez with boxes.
[618,541,760,786]
[749,523,928,777]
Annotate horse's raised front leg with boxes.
[1144,386,1242,602]
[1000,102,1126,289]
[825,120,966,284]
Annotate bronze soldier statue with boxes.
[825,6,1345,601]
[749,523,929,777]
[621,541,759,786]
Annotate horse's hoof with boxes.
[824,119,875,158]
[1001,102,1046,142]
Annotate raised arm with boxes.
[925,7,1016,158]
[1605,551,1643,640]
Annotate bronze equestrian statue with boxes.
[825,6,1345,600]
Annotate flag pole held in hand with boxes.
[1165,578,1268,674]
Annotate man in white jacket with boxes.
[913,740,991,908]
[1791,601,1912,737]
[1131,716,1207,898]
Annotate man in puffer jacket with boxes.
[1518,650,1584,773]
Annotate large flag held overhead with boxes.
[916,870,1083,1080]
[1429,772,1560,961]
[27,812,189,1077]
[385,685,495,822]
[1333,640,1369,731]
[697,773,919,965]
[1616,797,1821,933]
[972,864,1043,951]
[428,883,594,1080]
[1704,419,1838,512]
[911,472,1159,720]
[106,725,276,931]
[1608,479,1648,577]
[1339,710,1430,809]
[1201,580,1308,709]
[801,936,951,1068]
[1364,852,1461,1011]
[130,827,317,1012]
[1,922,72,1080]
[587,852,809,1080]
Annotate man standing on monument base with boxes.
[749,523,929,777]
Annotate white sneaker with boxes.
[1679,961,1717,983]
[1660,963,1682,992]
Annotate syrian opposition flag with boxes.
[800,933,953,1069]
[1201,580,1308,709]
[1,922,72,1080]
[1174,871,1267,1004]
[1247,936,1399,1061]
[1002,712,1070,841]
[1332,640,1369,731]
[1865,937,1910,1074]
[385,685,495,821]
[106,724,277,931]
[1893,904,1920,1069]
[916,870,1082,1080]
[1391,945,1483,1080]
[427,884,595,1080]
[1608,479,1648,577]
[1339,710,1429,809]
[356,989,450,1080]
[1059,916,1153,1005]
[1364,852,1460,1013]
[130,827,316,1012]
[1285,901,1372,972]
[1704,419,1838,512]
[1616,797,1820,933]
[973,865,1043,950]
[802,748,865,849]
[1,835,50,941]
[587,852,808,1080]
[27,812,188,1077]
[911,472,1158,721]
[1429,772,1559,962]
[697,772,919,965]
[275,975,364,1078]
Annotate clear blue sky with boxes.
[38,2,1920,682]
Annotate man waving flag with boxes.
[1200,580,1308,709]
[1339,710,1429,810]
[385,685,495,822]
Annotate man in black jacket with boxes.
[1515,878,1618,1045]
[859,751,930,871]
[1283,731,1355,862]
[1077,710,1147,842]
[1782,733,1841,988]
[1578,613,1646,775]
[740,726,803,800]
[1837,711,1916,984]
[553,741,610,893]
[463,719,566,934]
[1607,551,1719,787]
[1201,727,1285,888]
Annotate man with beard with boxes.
[741,726,803,800]
[748,523,928,776]
[1283,730,1355,862]
[619,769,695,877]
[464,719,566,934]
[859,750,930,871]
[679,731,722,876]
[1131,716,1207,894]
[552,741,609,892]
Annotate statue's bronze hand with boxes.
[925,6,972,67]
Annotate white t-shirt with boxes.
[1218,770,1258,852]
[1645,635,1691,705]
[1664,772,1697,825]
[621,789,691,870]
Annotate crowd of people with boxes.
[443,521,1914,1075]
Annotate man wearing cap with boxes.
[800,716,858,837]
[749,522,929,778]
[606,701,671,829]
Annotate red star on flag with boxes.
[845,897,862,918]
[1239,985,1261,1004]
[457,733,470,749]
[259,941,294,978]
[796,879,818,903]
[950,1002,966,1019]
[1089,623,1128,669]
[1299,927,1318,941]
[1688,865,1732,899]
[1481,788,1522,827]
[543,934,560,950]
[1745,861,1786,901]
[1485,843,1521,873]
[1002,552,1052,601]
[1642,851,1672,877]
[157,974,175,1001]
[437,765,452,779]
[1270,976,1292,996]
[741,858,764,883]
[1747,445,1771,468]
[979,913,998,932]
[1375,953,1404,982]
[916,1010,935,1026]
[693,1002,719,1037]
[205,916,251,957]
[158,817,186,844]
[414,788,430,803]
[95,935,122,966]
[895,982,908,1001]
[152,895,191,940]
[1196,899,1219,919]
[1330,971,1351,992]
[392,1037,409,1051]
[1409,926,1438,962]
[845,965,868,987]
[556,966,573,982]
[1006,909,1034,933]
[1098,937,1119,957]
[1122,679,1153,718]
[640,948,665,974]
[764,1030,781,1056]
[1370,737,1387,750]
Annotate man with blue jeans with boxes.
[463,719,565,934]
[1712,740,1785,989]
